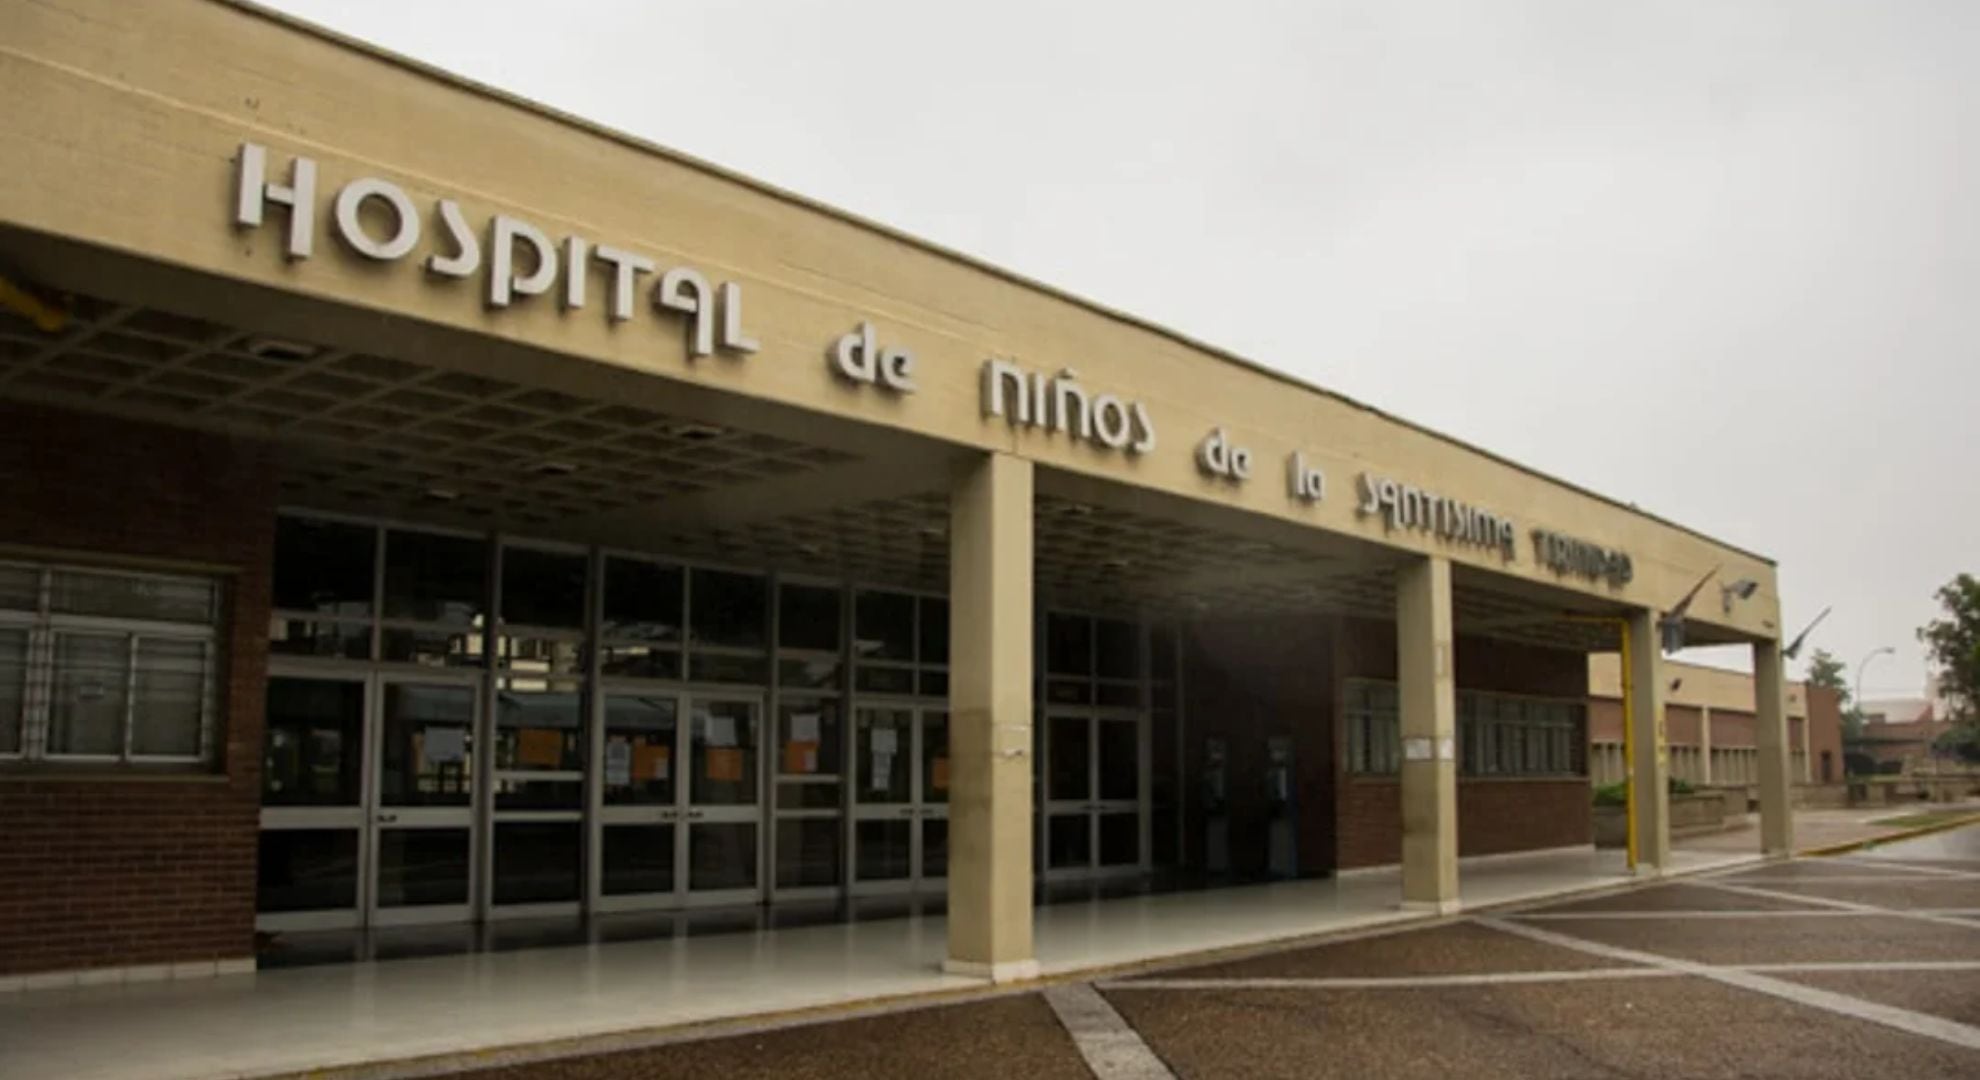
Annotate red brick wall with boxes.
[1713,709,1756,748]
[1333,618,1592,870]
[1806,686,1844,782]
[0,402,274,976]
[1337,778,1593,869]
[1667,705,1702,747]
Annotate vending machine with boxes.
[1265,735,1298,879]
[1202,736,1230,877]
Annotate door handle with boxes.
[899,807,916,817]
[686,809,706,821]
[376,813,398,824]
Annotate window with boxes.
[1343,678,1585,778]
[0,559,221,766]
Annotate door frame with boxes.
[1039,705,1151,883]
[846,701,949,897]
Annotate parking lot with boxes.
[442,825,1980,1080]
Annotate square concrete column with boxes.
[1626,608,1671,873]
[1699,706,1713,785]
[1754,639,1794,857]
[1397,555,1458,913]
[944,452,1037,982]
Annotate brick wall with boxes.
[1806,686,1844,782]
[0,401,274,976]
[1333,616,1593,870]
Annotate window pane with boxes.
[1096,619,1139,679]
[383,529,487,625]
[50,633,128,756]
[501,547,587,630]
[917,597,949,665]
[51,570,214,624]
[602,558,682,641]
[263,677,364,805]
[132,638,205,757]
[780,698,840,776]
[690,569,767,650]
[854,590,914,661]
[690,700,759,805]
[779,583,841,652]
[604,693,677,805]
[494,821,581,904]
[776,818,841,889]
[257,829,359,913]
[0,564,38,612]
[378,683,475,806]
[0,628,24,755]
[1046,613,1092,676]
[602,824,674,895]
[273,516,374,618]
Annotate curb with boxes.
[1799,812,1980,858]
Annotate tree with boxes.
[1918,573,1980,762]
[1805,647,1861,740]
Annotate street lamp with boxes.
[1855,646,1896,722]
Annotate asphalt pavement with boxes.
[440,825,1980,1080]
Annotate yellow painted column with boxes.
[1754,639,1794,858]
[944,452,1037,982]
[1398,555,1459,913]
[1627,608,1671,873]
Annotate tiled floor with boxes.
[0,847,1752,1080]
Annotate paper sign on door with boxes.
[424,726,466,765]
[633,742,670,782]
[706,746,745,783]
[783,741,819,775]
[604,740,632,786]
[517,727,563,768]
[791,712,821,744]
[931,756,949,792]
[871,727,899,754]
[705,712,737,748]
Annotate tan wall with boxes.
[0,0,1780,641]
[1588,656,1808,720]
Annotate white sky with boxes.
[264,0,1978,695]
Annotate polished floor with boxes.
[0,847,1755,1080]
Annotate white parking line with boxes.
[1043,983,1175,1080]
[1515,909,1860,921]
[1831,856,1980,880]
[1477,916,1980,1051]
[1695,881,1980,932]
[1713,875,1964,885]
[1101,968,1675,991]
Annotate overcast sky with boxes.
[265,0,1976,696]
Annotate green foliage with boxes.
[1592,782,1627,807]
[1669,777,1696,796]
[1919,572,1980,725]
[1807,648,1866,740]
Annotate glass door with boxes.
[596,690,680,911]
[369,677,478,926]
[1042,709,1148,880]
[850,705,948,894]
[257,672,368,932]
[683,695,763,905]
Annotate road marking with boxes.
[1042,983,1175,1080]
[1741,960,1980,973]
[1102,968,1674,991]
[1477,916,1980,1052]
[1516,910,1861,921]
[1695,881,1980,932]
[1831,856,1980,880]
[1715,875,1964,885]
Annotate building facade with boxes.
[0,0,1796,985]
[1587,657,1845,788]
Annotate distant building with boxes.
[1587,657,1844,787]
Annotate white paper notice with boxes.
[1402,736,1434,762]
[605,740,631,786]
[706,713,737,747]
[871,752,893,791]
[425,726,466,764]
[1437,736,1456,762]
[871,727,899,754]
[792,712,821,744]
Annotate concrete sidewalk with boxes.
[0,847,1752,1080]
[1676,803,1980,857]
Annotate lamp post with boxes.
[1855,646,1895,722]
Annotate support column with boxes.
[1699,706,1713,785]
[1627,608,1671,873]
[1755,639,1794,858]
[944,452,1037,982]
[1398,555,1458,913]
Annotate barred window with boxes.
[0,559,221,766]
[1344,677,1585,778]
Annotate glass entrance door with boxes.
[258,673,368,932]
[369,678,478,925]
[849,705,949,894]
[595,691,762,910]
[1042,709,1148,880]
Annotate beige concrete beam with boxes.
[944,451,1037,982]
[1398,555,1459,912]
[1755,640,1794,857]
[1627,608,1672,873]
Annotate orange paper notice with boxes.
[931,756,950,792]
[707,746,745,783]
[517,727,563,768]
[783,741,819,775]
[633,742,670,782]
